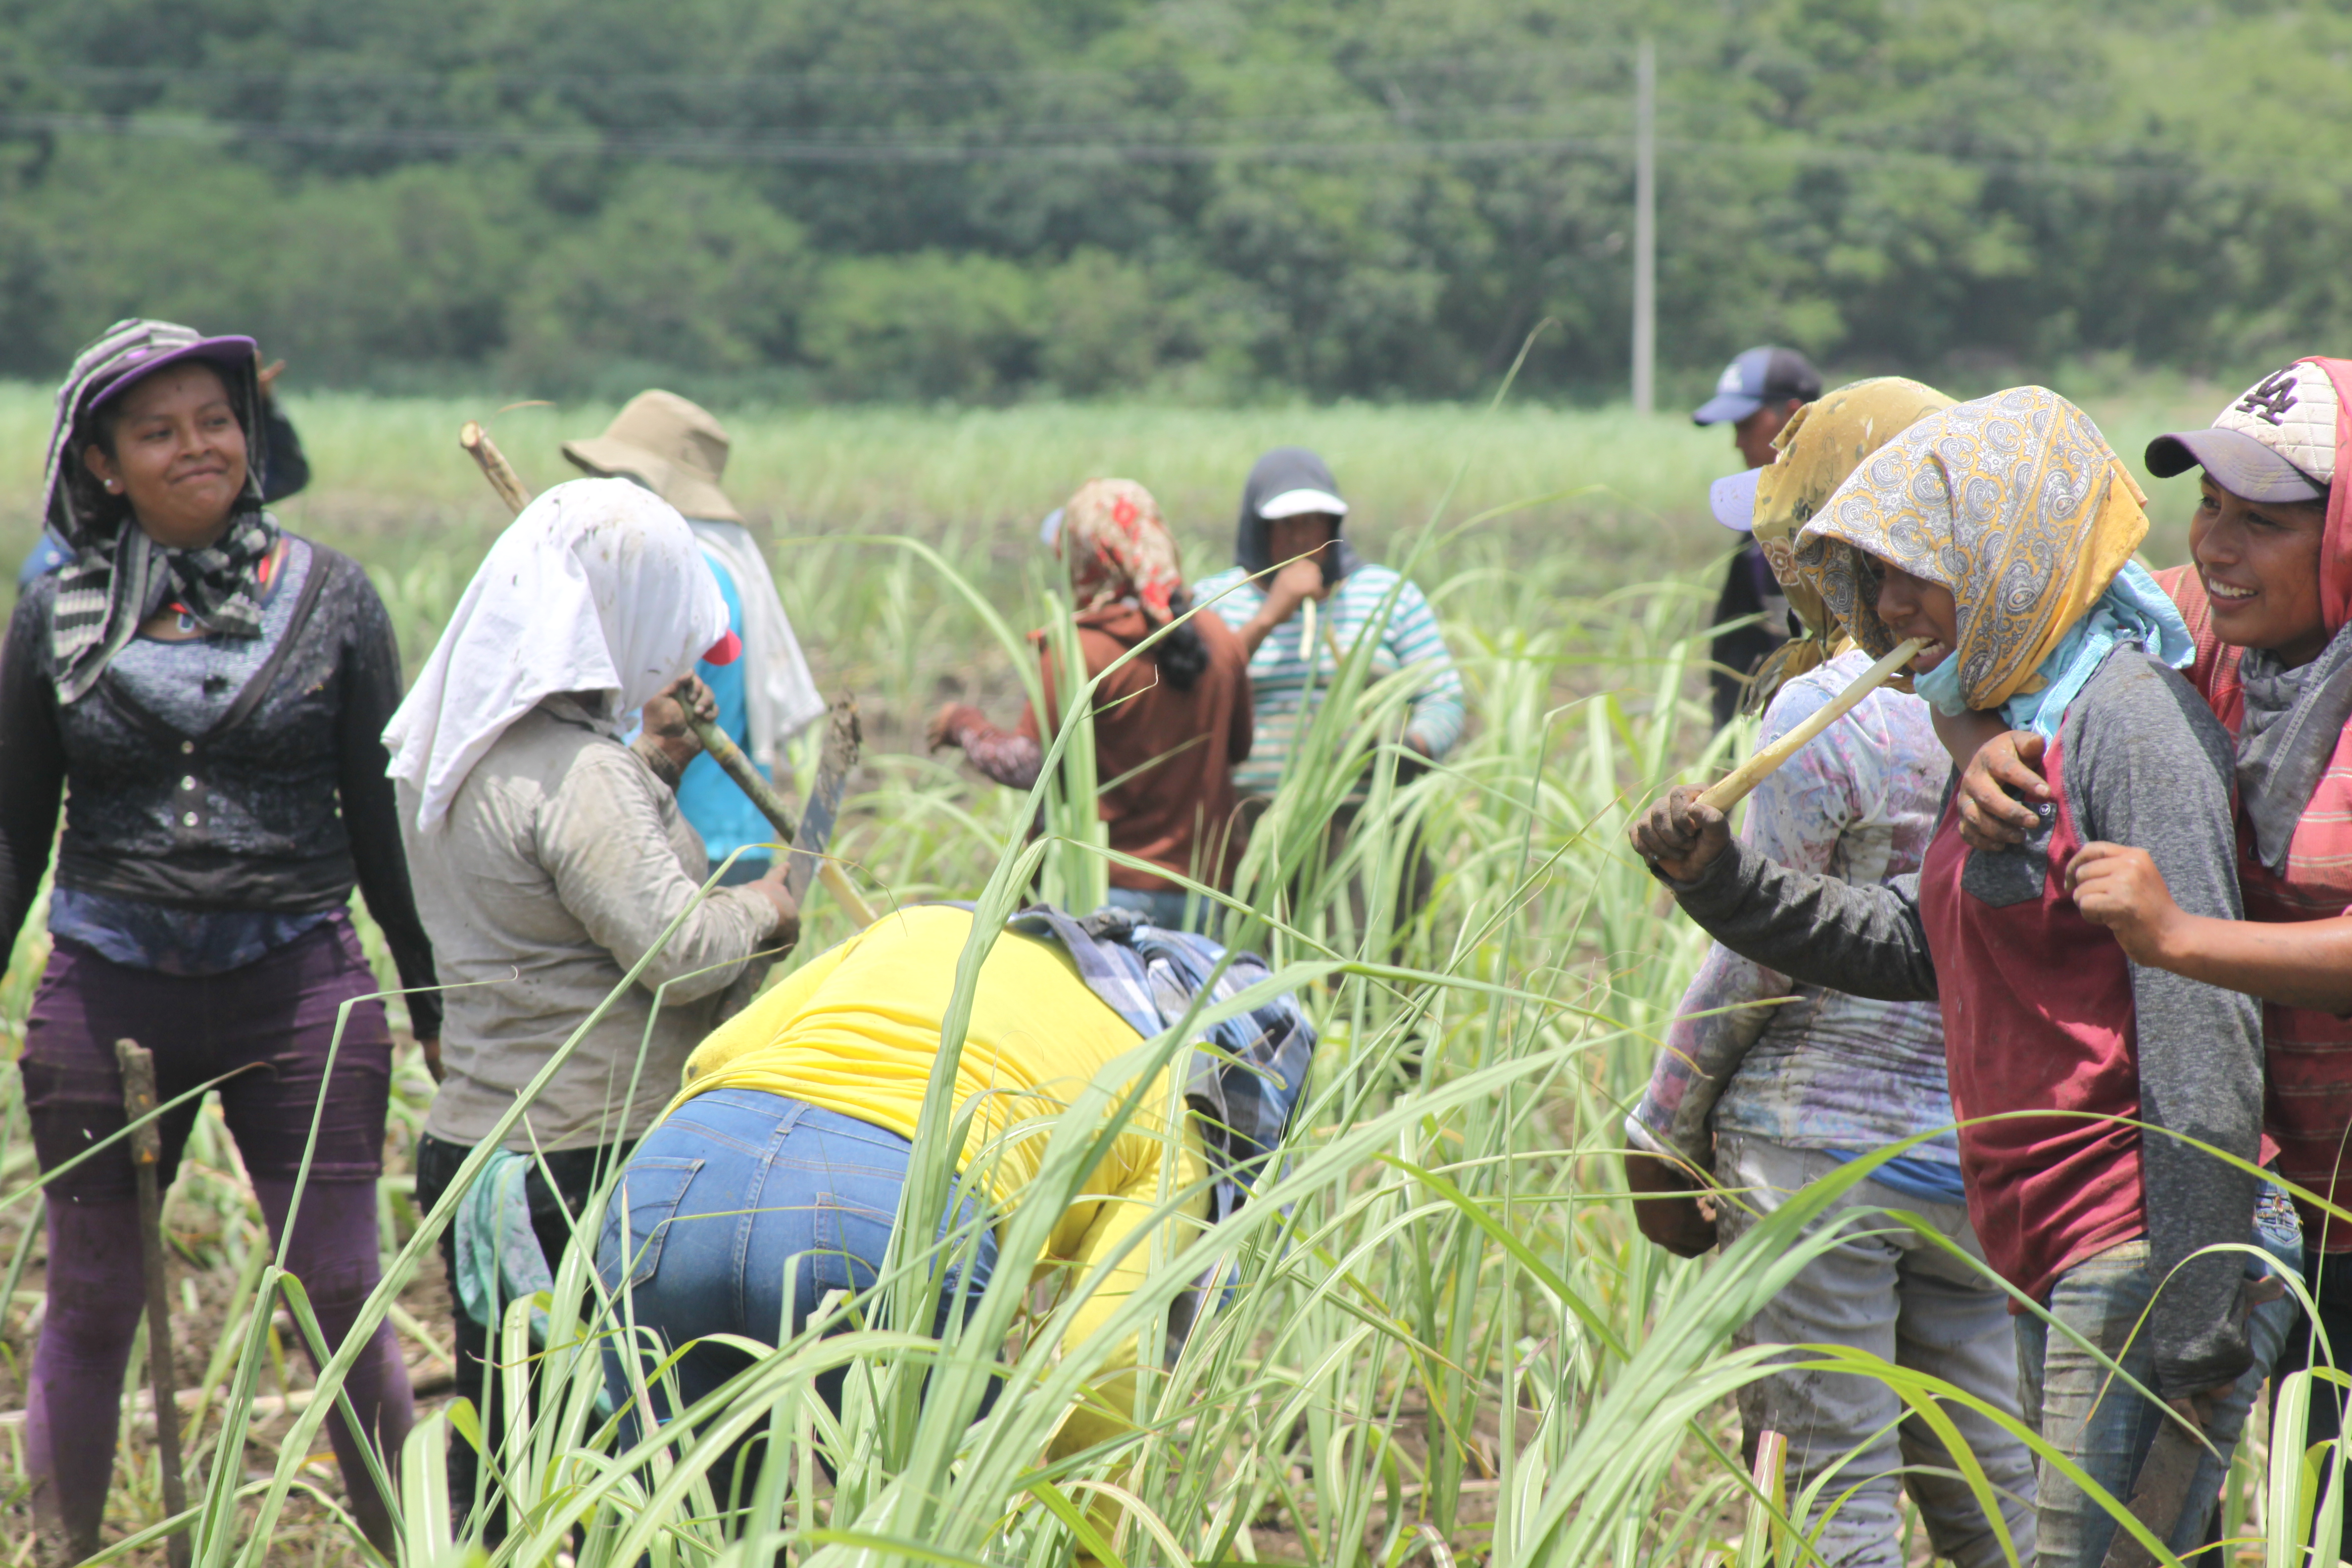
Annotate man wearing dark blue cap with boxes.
[1693,345,1823,726]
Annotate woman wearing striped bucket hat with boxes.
[0,319,439,1558]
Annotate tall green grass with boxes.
[0,388,2334,1565]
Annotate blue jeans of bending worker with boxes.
[2014,1188,2302,1568]
[594,1088,999,1518]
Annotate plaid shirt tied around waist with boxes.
[1006,903,1314,1226]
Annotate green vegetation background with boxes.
[1,0,2344,405]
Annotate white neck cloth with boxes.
[384,478,728,832]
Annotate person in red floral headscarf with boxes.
[930,478,1253,931]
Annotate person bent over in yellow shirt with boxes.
[593,902,1315,1543]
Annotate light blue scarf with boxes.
[1913,561,2194,740]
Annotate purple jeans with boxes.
[19,914,412,1555]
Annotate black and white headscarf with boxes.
[40,319,275,704]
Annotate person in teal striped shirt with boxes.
[1192,448,1463,943]
[1193,447,1464,798]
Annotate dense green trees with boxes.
[0,0,2346,401]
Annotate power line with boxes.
[0,107,2285,192]
[22,48,1639,94]
[0,109,1625,164]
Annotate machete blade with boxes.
[783,696,861,906]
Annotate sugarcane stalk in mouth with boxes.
[1696,637,1928,814]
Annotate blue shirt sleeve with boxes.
[697,555,750,750]
[673,552,775,865]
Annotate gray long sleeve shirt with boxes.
[407,697,781,1152]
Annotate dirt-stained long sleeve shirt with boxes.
[1627,651,1955,1169]
[407,696,782,1152]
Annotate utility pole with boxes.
[1631,38,1656,416]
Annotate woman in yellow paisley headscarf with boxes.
[1792,385,2192,735]
[1740,376,1956,710]
[1628,374,2041,1568]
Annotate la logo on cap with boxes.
[2211,362,2339,483]
[2238,369,2300,426]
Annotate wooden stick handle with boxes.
[460,420,533,514]
[1696,637,1926,813]
[687,714,877,927]
[115,1037,161,1165]
[116,1039,190,1568]
[690,716,797,842]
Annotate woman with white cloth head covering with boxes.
[386,477,800,1534]
[563,390,828,882]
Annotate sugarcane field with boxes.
[5,4,2352,1567]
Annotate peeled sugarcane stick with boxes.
[458,421,530,513]
[1696,637,1927,814]
[1295,587,1345,668]
[459,421,876,926]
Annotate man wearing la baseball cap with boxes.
[1694,345,1824,727]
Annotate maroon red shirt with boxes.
[1025,604,1255,893]
[1917,731,2150,1303]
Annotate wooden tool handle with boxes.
[116,1038,190,1567]
[115,1038,161,1166]
[460,420,533,514]
[689,715,797,842]
[687,713,876,926]
[1696,637,1926,814]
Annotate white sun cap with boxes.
[1257,487,1349,521]
[1709,467,1762,531]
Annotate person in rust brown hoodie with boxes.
[931,478,1252,931]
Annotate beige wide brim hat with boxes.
[561,389,743,524]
